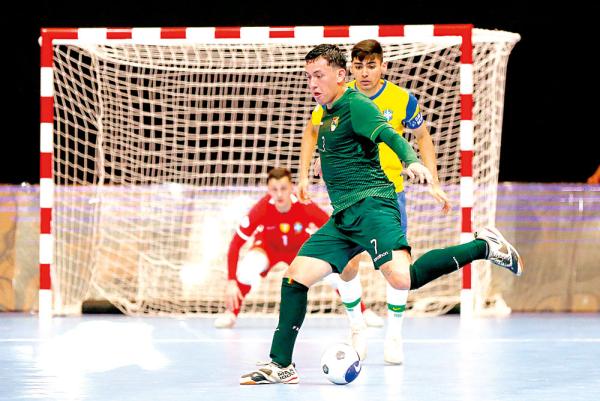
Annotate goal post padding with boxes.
[40,26,520,316]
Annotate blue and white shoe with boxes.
[475,227,524,276]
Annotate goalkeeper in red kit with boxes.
[214,167,383,329]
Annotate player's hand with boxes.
[429,183,451,214]
[404,162,433,184]
[225,280,243,311]
[298,177,311,202]
[313,157,322,177]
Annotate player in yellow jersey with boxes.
[309,39,450,364]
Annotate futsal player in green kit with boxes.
[240,44,523,385]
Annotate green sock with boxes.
[409,239,487,290]
[269,278,308,366]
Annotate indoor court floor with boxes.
[1,313,599,401]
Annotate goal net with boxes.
[43,26,520,316]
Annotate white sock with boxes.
[329,273,365,327]
[386,283,408,338]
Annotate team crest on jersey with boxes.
[383,109,393,121]
[293,222,303,233]
[330,116,340,132]
[279,223,291,234]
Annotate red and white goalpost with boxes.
[39,25,520,318]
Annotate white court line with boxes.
[2,338,600,343]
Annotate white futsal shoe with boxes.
[383,335,404,365]
[363,308,385,327]
[240,361,299,385]
[214,311,237,329]
[349,322,368,361]
[475,226,524,276]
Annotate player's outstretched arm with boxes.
[298,121,318,202]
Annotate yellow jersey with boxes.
[311,79,424,192]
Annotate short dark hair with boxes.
[267,167,292,182]
[305,44,347,69]
[351,39,384,62]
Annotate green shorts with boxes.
[297,196,410,273]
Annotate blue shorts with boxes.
[396,191,407,237]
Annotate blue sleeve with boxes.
[402,92,424,130]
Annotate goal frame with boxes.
[39,24,477,318]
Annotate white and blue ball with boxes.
[320,343,361,385]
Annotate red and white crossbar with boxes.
[39,24,474,317]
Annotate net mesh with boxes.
[49,29,519,315]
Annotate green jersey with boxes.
[317,88,398,214]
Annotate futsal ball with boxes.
[320,343,361,385]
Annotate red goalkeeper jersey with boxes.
[227,194,329,280]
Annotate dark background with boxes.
[4,0,597,184]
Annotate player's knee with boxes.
[340,255,360,281]
[236,250,269,285]
[380,258,411,290]
[236,271,255,286]
[339,265,358,282]
[287,256,333,287]
[386,272,410,290]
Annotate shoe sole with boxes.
[240,377,299,385]
[485,227,524,276]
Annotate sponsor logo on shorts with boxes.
[373,251,389,263]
